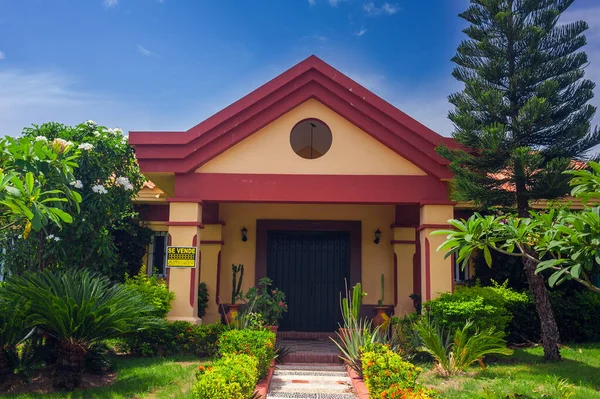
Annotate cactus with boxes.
[231,264,244,304]
[341,281,365,322]
[378,274,385,306]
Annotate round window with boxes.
[290,119,332,160]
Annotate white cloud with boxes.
[300,34,328,42]
[354,27,368,37]
[103,0,118,8]
[308,0,316,5]
[363,2,399,16]
[0,69,193,137]
[0,51,5,60]
[328,0,346,6]
[137,44,155,57]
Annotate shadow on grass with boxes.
[3,355,205,399]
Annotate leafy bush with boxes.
[198,282,209,319]
[244,277,287,326]
[413,317,513,376]
[509,286,600,343]
[0,290,30,379]
[192,354,258,399]
[217,329,275,379]
[361,344,439,398]
[424,282,529,337]
[0,269,160,390]
[122,321,228,358]
[124,266,175,318]
[390,313,422,360]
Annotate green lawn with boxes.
[1,355,206,399]
[419,344,600,399]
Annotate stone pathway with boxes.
[267,363,357,399]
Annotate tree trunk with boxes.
[522,256,561,361]
[54,340,87,390]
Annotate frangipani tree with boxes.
[0,136,81,236]
[434,162,600,293]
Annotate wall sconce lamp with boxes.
[241,227,248,242]
[373,228,381,244]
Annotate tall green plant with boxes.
[0,292,30,379]
[1,269,161,390]
[341,281,365,321]
[437,0,600,362]
[414,317,513,377]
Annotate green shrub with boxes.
[217,329,275,379]
[414,317,513,376]
[192,354,258,399]
[390,313,421,359]
[124,266,175,318]
[197,282,209,319]
[424,282,528,336]
[1,269,160,390]
[361,344,439,398]
[122,321,228,357]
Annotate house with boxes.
[129,55,554,330]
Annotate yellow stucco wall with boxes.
[217,203,399,308]
[196,99,426,176]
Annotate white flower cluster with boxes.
[35,136,48,142]
[69,180,83,189]
[116,176,134,191]
[85,120,97,127]
[47,234,60,242]
[93,130,101,137]
[78,143,94,151]
[92,184,108,194]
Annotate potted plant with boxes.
[373,274,389,328]
[226,264,244,325]
[244,277,287,333]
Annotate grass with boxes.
[1,355,207,399]
[419,343,600,399]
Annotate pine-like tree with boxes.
[438,0,600,361]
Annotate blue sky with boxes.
[0,0,598,137]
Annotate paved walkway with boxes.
[278,339,342,364]
[267,363,357,399]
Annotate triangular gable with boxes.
[197,98,427,176]
[130,55,454,179]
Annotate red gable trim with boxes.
[130,56,454,180]
[172,173,449,204]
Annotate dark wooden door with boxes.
[267,231,350,332]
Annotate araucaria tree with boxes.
[438,0,600,361]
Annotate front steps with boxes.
[267,364,357,399]
[277,338,343,364]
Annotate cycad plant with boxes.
[0,292,31,380]
[1,269,161,389]
[414,317,513,377]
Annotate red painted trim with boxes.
[192,235,197,246]
[414,229,421,296]
[254,360,276,399]
[347,366,370,399]
[416,224,452,232]
[425,238,431,301]
[165,221,205,228]
[130,56,454,179]
[215,251,221,304]
[420,201,456,206]
[200,240,225,245]
[190,267,196,308]
[390,239,417,244]
[393,253,398,307]
[166,234,172,286]
[173,174,449,204]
